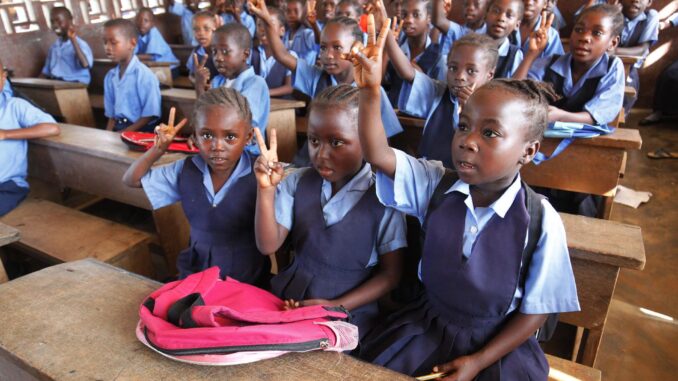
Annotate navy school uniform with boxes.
[270,165,407,338]
[185,45,220,79]
[397,71,459,168]
[359,150,580,378]
[41,36,94,85]
[0,91,56,216]
[135,26,180,73]
[283,26,318,65]
[168,2,197,46]
[251,45,294,92]
[104,55,162,132]
[140,152,270,284]
[620,9,660,111]
[494,38,523,78]
[438,22,487,58]
[510,14,564,59]
[385,36,446,107]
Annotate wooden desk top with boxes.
[11,77,87,89]
[31,124,186,166]
[0,260,410,381]
[161,88,306,111]
[0,222,20,247]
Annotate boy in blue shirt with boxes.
[432,0,489,58]
[195,23,270,154]
[284,0,318,65]
[41,7,93,85]
[0,63,60,216]
[167,0,201,45]
[220,0,257,37]
[135,8,181,77]
[484,0,525,78]
[103,19,162,132]
[512,1,563,58]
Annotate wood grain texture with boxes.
[0,260,411,381]
[12,79,95,127]
[547,354,601,381]
[0,223,20,247]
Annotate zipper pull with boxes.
[319,339,329,349]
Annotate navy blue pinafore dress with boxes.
[360,187,548,380]
[417,90,459,168]
[270,170,386,339]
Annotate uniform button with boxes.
[470,226,478,234]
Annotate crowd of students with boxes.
[1,0,676,379]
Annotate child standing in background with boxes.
[186,11,220,82]
[135,8,181,77]
[41,7,93,85]
[103,18,161,132]
[167,0,201,45]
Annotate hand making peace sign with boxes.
[341,13,391,89]
[193,53,211,91]
[527,10,555,55]
[253,128,284,189]
[154,107,188,152]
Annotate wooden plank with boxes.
[0,222,20,247]
[169,44,193,71]
[0,260,411,381]
[547,354,601,381]
[11,78,95,127]
[10,77,87,89]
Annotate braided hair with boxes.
[482,79,559,142]
[309,84,359,123]
[450,33,500,70]
[576,4,624,38]
[193,87,253,127]
[324,16,363,44]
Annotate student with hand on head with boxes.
[0,62,60,216]
[253,84,406,340]
[167,0,201,45]
[41,7,93,85]
[195,23,270,154]
[103,19,161,133]
[123,90,270,284]
[345,17,579,379]
[433,0,490,57]
[252,6,295,97]
[186,11,220,82]
[511,0,563,58]
[135,8,181,77]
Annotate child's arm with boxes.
[384,18,416,83]
[68,26,90,69]
[513,11,553,79]
[0,123,60,140]
[123,108,187,187]
[268,74,294,97]
[253,128,289,254]
[306,0,322,44]
[432,0,451,33]
[193,53,211,96]
[248,0,299,71]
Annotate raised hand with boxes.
[248,0,271,23]
[455,82,476,114]
[391,16,404,39]
[342,14,391,89]
[67,24,77,40]
[193,53,211,91]
[527,10,554,55]
[307,0,318,26]
[443,0,452,15]
[253,128,284,189]
[154,107,188,151]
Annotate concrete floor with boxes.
[595,111,678,380]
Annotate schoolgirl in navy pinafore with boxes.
[360,185,548,379]
[494,43,521,79]
[417,90,459,168]
[386,42,443,106]
[177,153,270,286]
[270,170,386,339]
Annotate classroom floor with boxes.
[595,111,678,380]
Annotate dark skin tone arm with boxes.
[106,116,156,132]
[384,17,416,82]
[67,26,90,69]
[0,123,60,140]
[248,0,299,71]
[432,0,451,33]
[307,0,323,44]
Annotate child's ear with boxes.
[246,127,254,143]
[243,47,251,59]
[520,139,540,165]
[131,36,138,48]
[608,35,620,52]
[487,67,495,81]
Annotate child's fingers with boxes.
[546,12,555,30]
[173,118,188,135]
[192,53,200,69]
[167,107,176,130]
[253,127,268,153]
[367,13,377,46]
[376,17,392,51]
[200,53,209,68]
[268,128,278,156]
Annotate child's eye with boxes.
[593,30,604,37]
[482,129,500,138]
[466,68,477,75]
[225,133,237,141]
[309,137,319,145]
[330,139,344,147]
[448,65,457,72]
[413,12,420,18]
[200,132,214,140]
[319,45,327,51]
[574,26,584,34]
[457,123,469,131]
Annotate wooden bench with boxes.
[0,259,411,381]
[0,199,154,278]
[0,223,20,284]
[10,78,95,127]
[160,88,306,163]
[91,58,174,92]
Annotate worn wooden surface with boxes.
[547,354,601,381]
[0,260,412,381]
[11,77,95,127]
[0,222,20,284]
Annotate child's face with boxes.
[319,23,355,76]
[135,11,154,36]
[446,44,494,98]
[389,0,403,18]
[104,26,136,63]
[401,0,430,38]
[522,0,546,23]
[194,105,253,174]
[307,107,363,184]
[285,1,304,29]
[50,10,71,37]
[322,0,338,20]
[485,0,522,39]
[463,0,489,27]
[621,0,652,20]
[452,87,534,188]
[336,3,360,18]
[256,15,285,44]
[570,10,619,66]
[193,16,217,48]
[211,33,250,78]
[544,0,555,13]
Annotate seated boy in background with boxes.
[0,62,60,216]
[103,19,162,132]
[41,7,93,85]
[186,11,220,83]
[135,8,180,77]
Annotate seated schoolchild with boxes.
[432,0,489,57]
[186,11,220,82]
[284,0,319,64]
[511,0,563,58]
[252,6,295,97]
[220,0,257,37]
[135,8,181,77]
[484,0,525,78]
[167,0,201,45]
[41,7,94,85]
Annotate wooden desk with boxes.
[0,223,20,284]
[161,88,306,162]
[0,259,411,381]
[169,44,193,71]
[91,59,174,92]
[10,78,95,127]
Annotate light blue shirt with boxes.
[621,9,660,69]
[253,45,293,79]
[211,66,270,154]
[136,27,180,69]
[0,92,56,189]
[283,26,318,65]
[396,36,446,81]
[669,12,678,27]
[168,2,197,46]
[293,58,403,138]
[221,11,256,37]
[528,53,625,125]
[274,164,407,267]
[440,22,487,58]
[397,70,459,135]
[140,152,253,210]
[104,55,162,122]
[513,15,564,59]
[3,81,12,96]
[498,37,523,78]
[551,5,566,30]
[41,36,94,84]
[374,149,580,315]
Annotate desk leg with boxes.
[269,109,298,163]
[0,256,8,284]
[56,89,96,127]
[152,203,190,276]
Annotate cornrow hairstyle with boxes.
[575,4,624,38]
[214,23,252,50]
[193,10,218,24]
[337,0,363,17]
[193,87,253,127]
[104,18,138,40]
[51,6,73,20]
[488,0,524,20]
[482,79,559,142]
[450,33,499,70]
[267,6,287,26]
[308,84,360,122]
[324,16,363,44]
[138,7,155,19]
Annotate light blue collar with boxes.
[445,174,522,218]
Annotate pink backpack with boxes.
[137,266,359,365]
